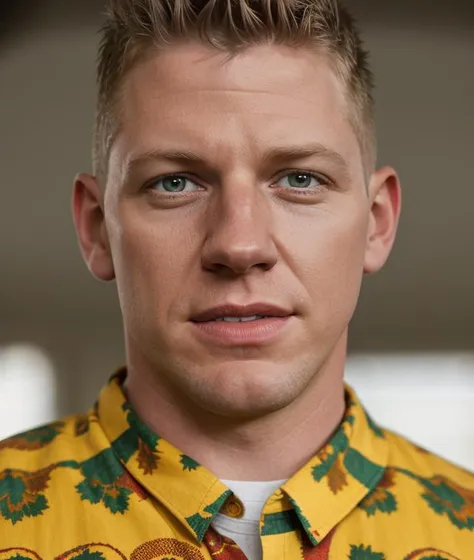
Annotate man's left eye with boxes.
[276,173,324,189]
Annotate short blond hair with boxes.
[93,0,376,183]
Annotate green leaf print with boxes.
[180,454,200,471]
[0,422,65,450]
[0,471,50,524]
[102,486,132,514]
[312,429,349,482]
[70,552,106,560]
[349,544,386,560]
[76,478,104,504]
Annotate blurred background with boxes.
[0,1,473,468]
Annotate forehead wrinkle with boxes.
[124,46,347,116]
[125,91,336,125]
[137,86,348,118]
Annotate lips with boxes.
[191,303,293,323]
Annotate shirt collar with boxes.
[280,385,388,545]
[98,368,387,546]
[98,368,232,542]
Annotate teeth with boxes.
[215,315,266,322]
[238,315,261,322]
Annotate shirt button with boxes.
[223,496,245,518]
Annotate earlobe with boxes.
[72,173,115,282]
[363,167,402,275]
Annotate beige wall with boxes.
[0,0,473,414]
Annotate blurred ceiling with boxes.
[0,0,473,351]
[1,0,473,39]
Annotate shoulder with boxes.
[353,425,474,540]
[374,427,474,532]
[384,427,474,485]
[0,409,105,527]
[0,409,98,472]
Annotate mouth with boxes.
[212,315,272,323]
[190,303,294,345]
[191,303,294,323]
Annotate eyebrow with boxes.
[262,144,348,170]
[126,143,349,177]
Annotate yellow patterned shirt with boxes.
[0,368,473,559]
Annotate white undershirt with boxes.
[212,479,287,560]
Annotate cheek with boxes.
[292,207,368,319]
[107,209,188,317]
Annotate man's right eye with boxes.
[147,174,201,193]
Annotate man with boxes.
[0,0,473,558]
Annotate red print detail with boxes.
[55,543,127,559]
[130,538,205,560]
[203,527,249,559]
[0,548,42,560]
[301,528,336,559]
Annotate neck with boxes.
[124,341,346,482]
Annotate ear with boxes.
[72,173,115,281]
[363,166,402,274]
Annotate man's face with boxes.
[88,43,392,418]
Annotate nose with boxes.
[201,181,278,276]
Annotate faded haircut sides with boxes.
[93,0,376,186]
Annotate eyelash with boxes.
[144,169,331,196]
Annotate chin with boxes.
[199,393,291,420]
[184,361,313,419]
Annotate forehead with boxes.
[113,42,361,173]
